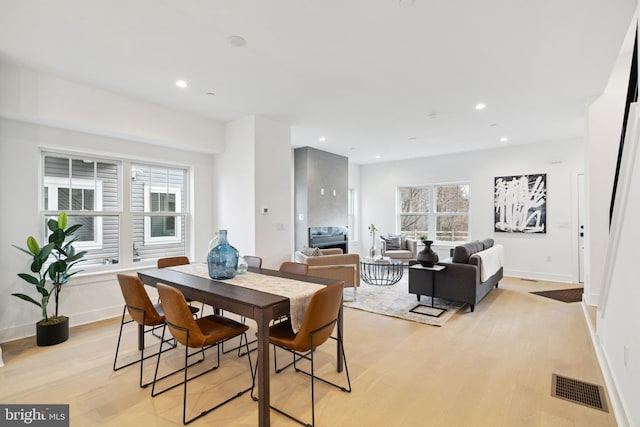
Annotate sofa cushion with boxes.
[381,235,401,250]
[452,240,484,263]
[301,247,322,257]
[479,238,494,250]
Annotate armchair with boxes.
[379,235,418,263]
[294,248,360,299]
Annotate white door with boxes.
[578,174,585,283]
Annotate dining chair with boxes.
[254,282,351,427]
[113,274,178,388]
[279,261,309,276]
[243,255,263,268]
[152,283,254,425]
[157,256,204,316]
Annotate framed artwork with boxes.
[494,173,547,233]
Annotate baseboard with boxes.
[504,268,575,283]
[0,305,122,345]
[581,301,630,427]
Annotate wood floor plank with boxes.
[0,276,616,426]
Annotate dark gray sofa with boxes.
[408,238,503,312]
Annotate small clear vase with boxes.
[207,230,239,279]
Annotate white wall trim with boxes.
[0,110,219,155]
[582,301,630,427]
[599,104,640,315]
[504,269,574,284]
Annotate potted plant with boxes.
[12,212,87,346]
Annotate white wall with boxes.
[360,138,584,283]
[213,115,293,270]
[585,30,634,305]
[590,14,640,426]
[214,116,257,256]
[0,61,224,154]
[254,115,294,269]
[0,63,222,343]
[0,119,216,342]
[348,162,362,254]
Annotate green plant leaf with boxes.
[35,284,50,297]
[47,218,58,232]
[11,293,43,307]
[58,211,67,229]
[49,229,65,246]
[49,260,68,274]
[30,258,43,273]
[68,251,87,262]
[17,273,40,285]
[12,244,33,257]
[65,224,82,235]
[37,243,54,263]
[26,236,40,255]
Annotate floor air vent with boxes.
[551,374,608,412]
[520,278,539,282]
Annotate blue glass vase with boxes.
[207,229,239,279]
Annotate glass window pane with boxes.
[436,215,469,241]
[437,185,469,213]
[150,215,176,237]
[399,187,430,213]
[400,214,429,235]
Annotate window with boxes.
[348,188,357,241]
[41,151,189,270]
[398,183,469,242]
[43,153,119,265]
[131,164,187,261]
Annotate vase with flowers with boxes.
[368,224,378,258]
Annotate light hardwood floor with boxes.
[0,276,616,426]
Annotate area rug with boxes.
[344,280,465,327]
[530,287,583,303]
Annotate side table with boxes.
[408,264,447,317]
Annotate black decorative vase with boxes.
[417,240,439,267]
[36,316,69,346]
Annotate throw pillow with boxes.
[381,235,401,250]
[301,247,322,256]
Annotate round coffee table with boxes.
[360,258,404,285]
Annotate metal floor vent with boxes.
[520,278,539,282]
[551,374,608,412]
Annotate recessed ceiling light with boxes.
[500,137,508,142]
[475,103,486,110]
[228,35,247,47]
[206,92,215,96]
[408,137,417,141]
[176,79,188,88]
[375,155,381,159]
[319,136,326,142]
[490,123,498,127]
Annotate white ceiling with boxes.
[0,0,636,164]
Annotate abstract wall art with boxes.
[494,173,547,233]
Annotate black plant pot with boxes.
[417,240,439,267]
[36,316,69,346]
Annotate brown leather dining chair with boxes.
[113,274,178,388]
[279,261,309,276]
[157,256,203,316]
[152,284,254,425]
[254,281,351,427]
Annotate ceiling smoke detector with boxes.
[228,35,247,47]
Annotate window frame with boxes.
[397,182,470,243]
[143,185,183,245]
[43,176,104,250]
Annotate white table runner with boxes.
[168,263,323,332]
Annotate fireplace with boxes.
[308,226,348,253]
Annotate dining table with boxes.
[138,265,344,427]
